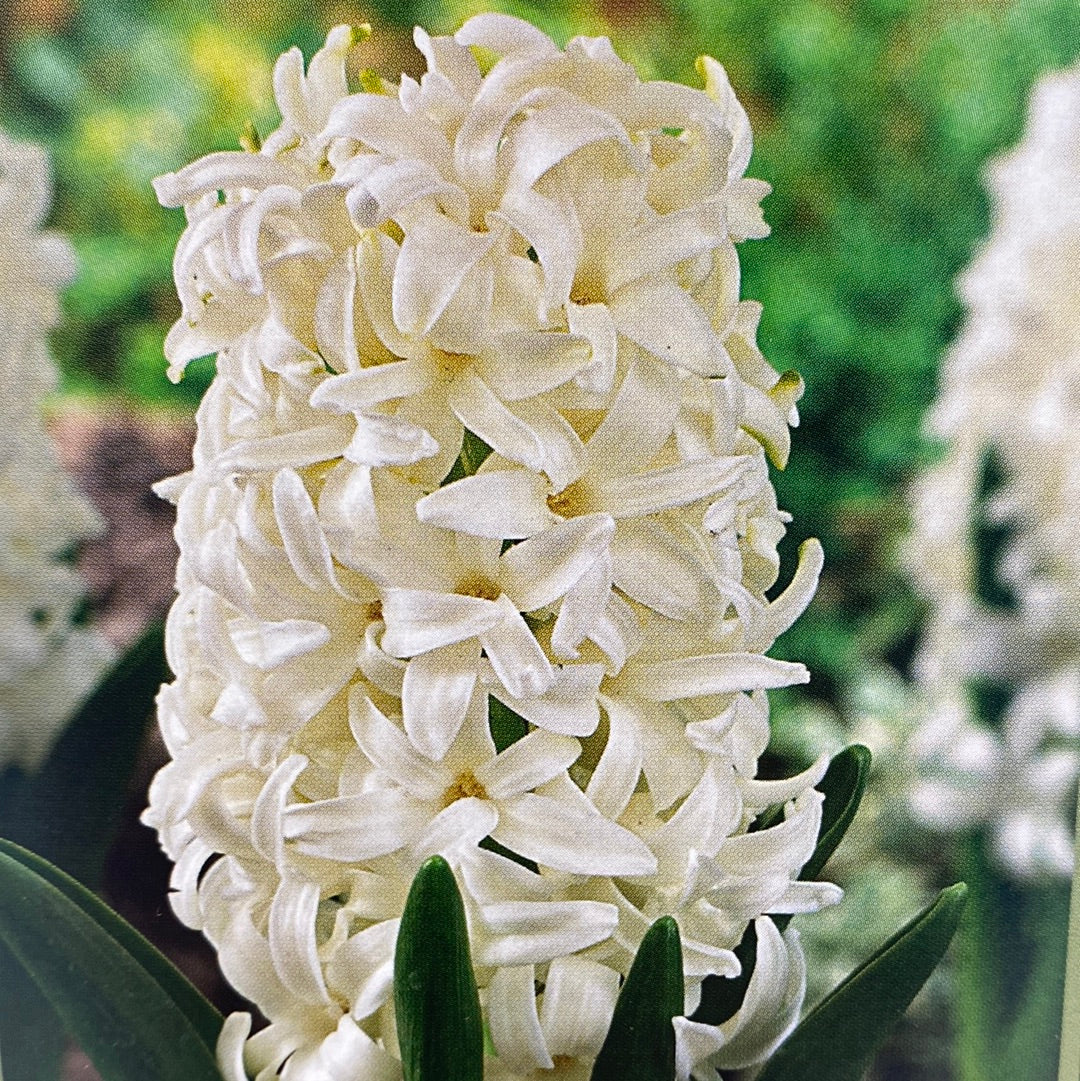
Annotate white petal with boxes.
[480,330,592,401]
[599,456,747,519]
[216,1013,253,1081]
[448,372,546,471]
[587,695,643,819]
[499,513,614,611]
[344,413,439,466]
[632,653,809,701]
[268,878,330,1004]
[251,754,308,867]
[480,598,555,700]
[567,301,618,393]
[410,797,499,862]
[476,730,580,799]
[585,353,680,478]
[272,468,341,594]
[492,187,581,317]
[709,920,806,1071]
[488,663,604,736]
[506,98,632,191]
[760,538,824,642]
[325,919,400,1020]
[310,361,430,413]
[475,900,618,967]
[610,277,728,376]
[416,469,555,539]
[607,207,725,294]
[401,639,481,760]
[283,789,429,861]
[540,956,621,1060]
[488,966,554,1074]
[392,212,494,335]
[348,691,446,800]
[228,618,330,671]
[381,588,502,656]
[494,794,657,876]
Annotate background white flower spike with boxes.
[147,15,838,1078]
[0,130,113,771]
[904,60,1080,879]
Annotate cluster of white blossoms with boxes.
[146,17,840,1080]
[0,131,113,771]
[905,62,1080,877]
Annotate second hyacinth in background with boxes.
[146,14,842,1080]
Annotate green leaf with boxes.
[757,882,968,1081]
[803,743,872,882]
[0,840,221,1051]
[0,941,66,1081]
[0,622,167,888]
[394,855,483,1081]
[591,916,684,1081]
[0,844,222,1081]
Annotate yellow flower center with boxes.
[456,573,501,601]
[547,478,599,518]
[443,770,489,807]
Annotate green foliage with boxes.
[394,855,484,1081]
[757,882,969,1081]
[0,841,222,1081]
[591,916,684,1081]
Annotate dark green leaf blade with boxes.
[757,882,968,1081]
[394,855,483,1081]
[0,622,167,888]
[592,915,684,1081]
[0,845,222,1081]
[0,940,66,1081]
[803,743,871,882]
[0,839,222,1050]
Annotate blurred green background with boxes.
[1,1,1077,1077]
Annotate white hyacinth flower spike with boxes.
[146,16,837,1080]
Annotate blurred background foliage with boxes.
[3,0,1077,708]
[1,2,1077,1077]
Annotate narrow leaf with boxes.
[0,845,222,1081]
[0,622,167,888]
[756,882,968,1081]
[394,855,483,1081]
[592,916,684,1081]
[0,941,66,1081]
[802,743,871,882]
[0,840,221,1050]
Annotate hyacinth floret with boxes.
[0,130,113,770]
[905,61,1080,878]
[146,16,838,1080]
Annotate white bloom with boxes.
[904,62,1080,877]
[0,131,113,770]
[147,16,836,1079]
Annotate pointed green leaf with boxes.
[394,855,483,1081]
[802,743,872,883]
[0,622,167,888]
[0,840,221,1050]
[0,845,222,1081]
[592,916,684,1081]
[757,882,968,1081]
